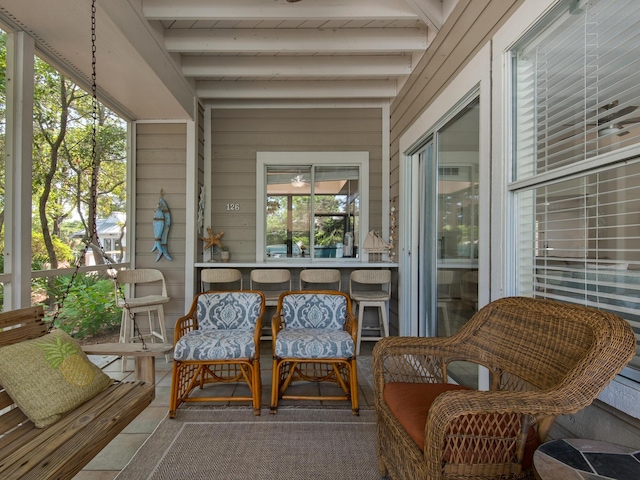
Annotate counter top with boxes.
[194,261,398,268]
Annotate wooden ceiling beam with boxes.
[197,79,398,99]
[143,0,421,22]
[182,55,412,78]
[165,28,427,53]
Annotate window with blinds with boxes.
[511,0,640,379]
[513,0,640,182]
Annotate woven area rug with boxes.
[116,407,379,480]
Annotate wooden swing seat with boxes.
[0,305,156,480]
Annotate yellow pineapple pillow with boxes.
[0,329,112,428]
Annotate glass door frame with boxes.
[399,89,485,338]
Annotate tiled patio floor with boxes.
[73,341,376,480]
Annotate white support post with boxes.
[5,31,35,309]
[184,102,200,307]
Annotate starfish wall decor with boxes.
[201,227,224,250]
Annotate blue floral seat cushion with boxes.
[175,330,256,361]
[197,292,262,330]
[173,291,262,361]
[281,293,348,329]
[275,328,354,359]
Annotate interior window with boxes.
[258,152,368,262]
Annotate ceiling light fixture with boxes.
[598,125,623,137]
[291,175,305,188]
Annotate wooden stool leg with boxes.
[156,306,170,362]
[270,357,280,413]
[438,301,451,336]
[356,301,365,355]
[119,308,131,372]
[380,302,389,338]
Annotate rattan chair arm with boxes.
[429,388,573,427]
[374,334,460,353]
[173,313,197,344]
[372,336,466,392]
[423,388,576,477]
[271,312,284,340]
[344,311,358,340]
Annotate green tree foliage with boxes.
[32,57,126,267]
[49,274,121,338]
[0,32,126,328]
[29,58,127,332]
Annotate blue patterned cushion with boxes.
[197,292,262,330]
[174,330,256,361]
[275,328,354,359]
[281,293,347,330]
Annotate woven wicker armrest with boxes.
[271,312,284,338]
[372,335,463,389]
[343,310,358,339]
[173,311,197,343]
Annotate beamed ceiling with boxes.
[0,0,458,119]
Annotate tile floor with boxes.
[73,341,376,480]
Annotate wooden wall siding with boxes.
[389,0,523,195]
[135,122,187,337]
[210,108,383,262]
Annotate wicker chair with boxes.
[271,290,359,414]
[200,268,243,292]
[116,268,171,371]
[373,296,636,480]
[349,269,391,354]
[169,291,265,417]
[250,269,292,307]
[299,268,342,291]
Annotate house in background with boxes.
[1,0,639,448]
[71,213,126,265]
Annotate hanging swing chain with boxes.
[52,0,147,350]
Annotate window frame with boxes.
[256,151,369,263]
[507,0,640,383]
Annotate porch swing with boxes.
[0,3,166,477]
[43,0,173,379]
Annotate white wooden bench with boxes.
[0,305,158,480]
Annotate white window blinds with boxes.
[513,0,640,181]
[511,0,640,379]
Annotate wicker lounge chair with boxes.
[373,296,636,480]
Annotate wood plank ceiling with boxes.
[0,0,457,118]
[143,0,452,103]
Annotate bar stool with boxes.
[250,269,292,307]
[200,268,243,292]
[116,268,170,372]
[438,270,456,336]
[349,270,391,354]
[299,269,342,291]
[460,270,479,312]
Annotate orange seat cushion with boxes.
[383,382,539,469]
[384,382,471,450]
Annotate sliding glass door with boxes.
[412,99,480,339]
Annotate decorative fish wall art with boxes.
[152,191,172,261]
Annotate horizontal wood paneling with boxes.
[212,132,382,147]
[135,122,188,336]
[388,0,523,203]
[209,107,383,262]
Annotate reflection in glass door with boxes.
[436,101,480,337]
[414,100,480,339]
